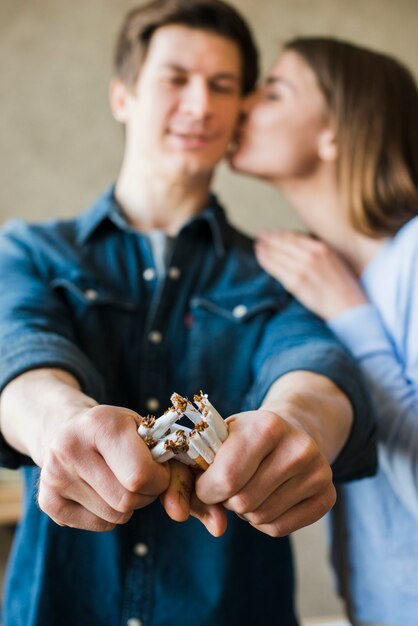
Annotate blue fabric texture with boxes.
[328,215,418,626]
[0,187,376,626]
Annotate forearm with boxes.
[261,370,353,464]
[330,304,418,517]
[0,368,97,467]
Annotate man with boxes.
[0,2,375,625]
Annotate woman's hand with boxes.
[256,230,367,320]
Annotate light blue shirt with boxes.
[328,215,418,626]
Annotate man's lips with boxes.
[168,129,218,145]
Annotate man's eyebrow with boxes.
[162,63,240,82]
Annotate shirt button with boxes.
[168,266,181,280]
[134,542,149,557]
[84,288,98,301]
[232,304,248,318]
[143,268,156,281]
[149,330,163,344]
[146,398,160,412]
[127,619,142,626]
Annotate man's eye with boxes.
[211,82,237,94]
[164,75,187,86]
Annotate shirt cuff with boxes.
[243,342,377,483]
[0,332,105,469]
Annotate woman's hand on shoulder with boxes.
[255,230,367,320]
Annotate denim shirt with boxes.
[0,188,376,626]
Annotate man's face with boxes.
[113,25,243,180]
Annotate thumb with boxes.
[160,460,227,537]
[189,493,228,537]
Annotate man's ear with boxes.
[109,79,131,123]
[318,128,338,163]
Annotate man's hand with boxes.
[160,460,228,537]
[37,404,170,531]
[0,369,170,532]
[195,409,336,537]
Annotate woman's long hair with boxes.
[285,37,418,237]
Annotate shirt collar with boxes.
[76,185,229,257]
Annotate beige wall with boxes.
[1,0,417,234]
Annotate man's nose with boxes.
[179,79,211,119]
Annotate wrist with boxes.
[261,402,325,454]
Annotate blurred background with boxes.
[0,0,417,623]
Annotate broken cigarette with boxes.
[194,393,229,442]
[138,391,228,470]
[152,408,182,439]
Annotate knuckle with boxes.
[246,509,266,526]
[324,484,337,510]
[123,468,148,493]
[229,493,251,516]
[258,412,281,445]
[311,489,336,522]
[115,490,138,514]
[114,510,133,525]
[294,435,318,466]
[310,459,334,493]
[310,241,327,259]
[49,431,80,466]
[260,520,288,538]
[220,466,241,497]
[273,522,290,537]
[87,406,115,438]
[41,460,70,491]
[38,488,65,522]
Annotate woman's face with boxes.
[231,50,333,183]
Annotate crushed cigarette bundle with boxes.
[137,392,228,470]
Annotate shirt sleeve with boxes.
[243,298,377,483]
[0,221,105,469]
[329,303,418,520]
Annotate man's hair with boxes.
[113,0,259,95]
[285,37,418,237]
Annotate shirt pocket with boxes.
[184,292,282,416]
[50,274,140,381]
[50,275,137,312]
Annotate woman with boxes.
[231,38,418,626]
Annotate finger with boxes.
[257,230,324,269]
[40,464,153,525]
[160,460,194,522]
[221,446,300,515]
[42,448,151,518]
[255,244,293,277]
[256,245,309,290]
[160,461,228,537]
[250,484,336,538]
[258,230,317,252]
[196,413,277,504]
[38,488,119,532]
[256,236,312,267]
[189,493,228,537]
[94,414,170,495]
[225,458,333,526]
[77,451,149,513]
